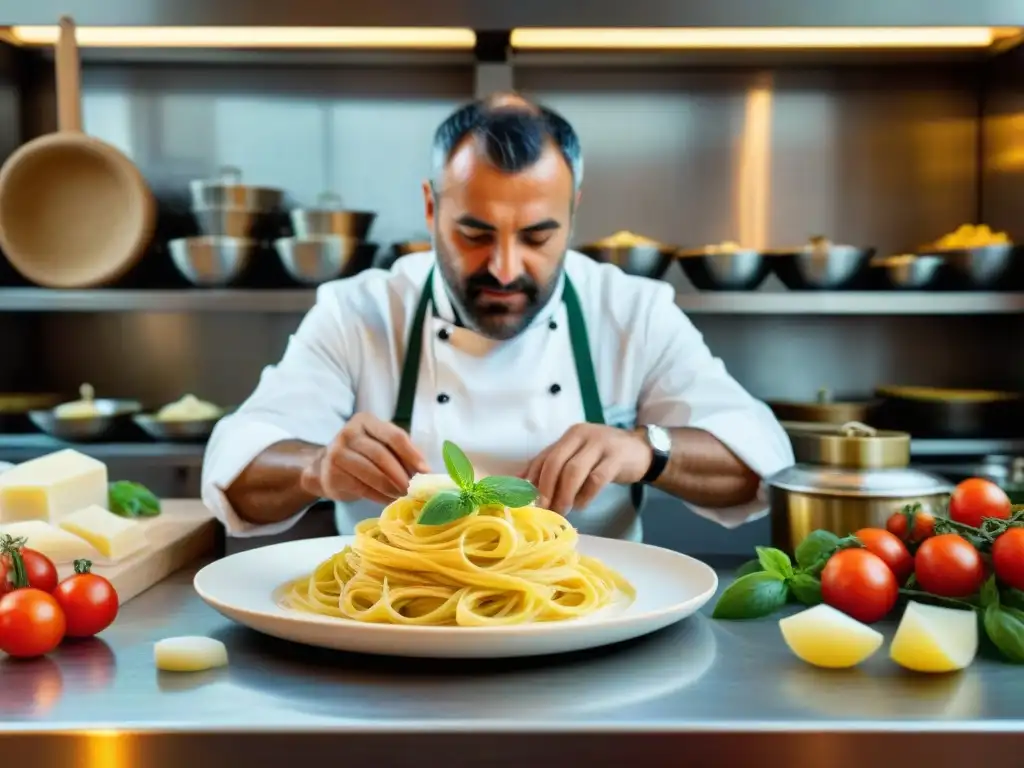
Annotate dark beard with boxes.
[434,237,563,341]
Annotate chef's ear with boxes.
[422,180,436,230]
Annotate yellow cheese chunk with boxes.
[779,604,884,669]
[0,449,108,524]
[890,601,978,673]
[0,520,98,564]
[154,636,229,672]
[59,505,147,561]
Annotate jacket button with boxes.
[437,393,450,404]
[548,320,558,330]
[549,383,561,395]
[437,328,450,341]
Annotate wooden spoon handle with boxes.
[55,16,82,133]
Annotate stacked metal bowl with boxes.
[171,167,284,287]
[274,193,378,285]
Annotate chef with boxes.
[201,92,794,545]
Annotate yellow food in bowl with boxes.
[155,394,222,422]
[931,224,1011,250]
[592,230,661,248]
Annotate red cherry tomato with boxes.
[886,508,936,545]
[948,478,1011,529]
[854,528,914,585]
[0,588,66,658]
[820,548,899,624]
[52,560,119,638]
[993,528,1024,591]
[0,547,59,595]
[914,533,986,597]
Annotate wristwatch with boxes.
[640,424,671,484]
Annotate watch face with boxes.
[647,425,671,452]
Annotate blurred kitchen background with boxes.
[2,2,1024,555]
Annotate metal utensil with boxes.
[169,236,257,287]
[768,387,872,425]
[192,207,266,239]
[133,414,219,443]
[768,421,951,553]
[868,254,943,290]
[274,236,377,285]
[189,166,283,211]
[577,244,675,279]
[771,243,874,290]
[872,385,1024,439]
[0,392,62,433]
[923,244,1016,289]
[29,399,142,442]
[676,248,769,290]
[289,192,376,240]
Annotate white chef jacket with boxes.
[201,250,794,541]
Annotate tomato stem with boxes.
[73,559,92,575]
[0,533,29,590]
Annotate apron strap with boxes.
[562,276,605,426]
[392,266,435,432]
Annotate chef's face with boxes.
[424,136,578,341]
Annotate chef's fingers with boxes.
[550,444,604,515]
[323,469,391,505]
[572,456,618,512]
[327,448,402,501]
[536,434,585,512]
[523,447,550,486]
[360,417,431,474]
[349,434,414,496]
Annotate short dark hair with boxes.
[431,94,583,191]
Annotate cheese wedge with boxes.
[59,505,147,561]
[0,520,98,564]
[0,449,108,524]
[407,473,459,501]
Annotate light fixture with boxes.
[4,26,477,49]
[510,27,1012,50]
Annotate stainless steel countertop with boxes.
[2,559,1023,767]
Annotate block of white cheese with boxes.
[155,636,229,672]
[0,449,108,524]
[0,520,99,564]
[59,505,148,561]
[406,473,459,501]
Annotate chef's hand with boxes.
[524,424,653,514]
[300,413,430,505]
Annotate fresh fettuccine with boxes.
[280,496,635,627]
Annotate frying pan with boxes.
[0,17,155,288]
[871,385,1024,439]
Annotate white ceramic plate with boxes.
[193,535,718,659]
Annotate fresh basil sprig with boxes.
[108,480,161,518]
[417,441,538,526]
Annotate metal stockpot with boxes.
[768,421,951,553]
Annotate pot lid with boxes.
[783,420,911,469]
[768,464,952,498]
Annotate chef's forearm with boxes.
[651,428,761,508]
[224,439,327,526]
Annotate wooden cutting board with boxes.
[55,499,217,605]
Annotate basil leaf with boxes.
[108,481,161,518]
[795,530,840,570]
[788,573,823,606]
[475,476,538,509]
[981,575,1000,608]
[1003,588,1024,612]
[735,559,763,578]
[442,440,474,490]
[712,571,789,620]
[756,546,794,579]
[984,604,1024,663]
[417,489,470,526]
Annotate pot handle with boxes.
[839,421,877,437]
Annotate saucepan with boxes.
[768,421,951,554]
[870,385,1024,439]
[0,17,155,288]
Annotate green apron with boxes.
[392,266,606,431]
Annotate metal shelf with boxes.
[2,288,1024,315]
[910,438,1024,457]
[0,435,205,466]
